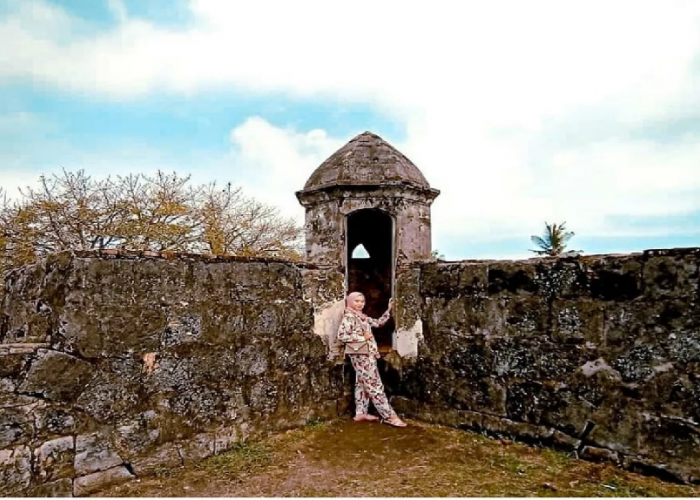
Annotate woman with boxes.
[337,292,407,428]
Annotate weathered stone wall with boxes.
[0,251,345,497]
[389,248,700,483]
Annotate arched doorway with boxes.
[346,209,395,352]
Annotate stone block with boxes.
[27,478,73,497]
[586,255,643,301]
[34,436,75,483]
[580,445,620,464]
[74,432,123,476]
[61,303,166,359]
[0,352,31,379]
[129,443,182,476]
[455,263,488,295]
[643,254,698,301]
[300,268,345,307]
[0,405,35,449]
[621,455,693,485]
[212,427,242,455]
[551,299,603,344]
[455,410,484,430]
[481,414,553,443]
[395,267,422,325]
[536,344,587,380]
[551,430,581,452]
[0,392,43,410]
[505,380,555,424]
[160,313,203,348]
[421,407,462,427]
[586,400,649,455]
[73,466,134,496]
[112,415,161,462]
[34,407,78,440]
[540,392,595,440]
[638,414,700,465]
[18,350,94,403]
[390,396,419,417]
[75,358,141,423]
[499,295,548,338]
[177,433,216,465]
[487,262,537,296]
[612,343,667,383]
[421,263,460,298]
[488,338,539,379]
[0,445,32,494]
[532,259,585,299]
[8,343,49,355]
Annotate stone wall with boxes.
[389,248,700,484]
[0,251,346,497]
[4,245,700,493]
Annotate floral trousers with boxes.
[349,354,397,420]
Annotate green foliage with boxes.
[431,249,445,260]
[201,441,272,474]
[304,417,328,430]
[530,221,576,257]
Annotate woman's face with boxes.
[352,295,365,311]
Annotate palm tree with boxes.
[530,222,576,256]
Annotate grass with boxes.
[304,416,329,430]
[197,440,272,475]
[98,418,700,497]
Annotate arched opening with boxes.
[346,209,395,353]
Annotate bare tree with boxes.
[0,169,303,274]
[195,182,302,259]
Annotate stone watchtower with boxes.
[296,131,439,350]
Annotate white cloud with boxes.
[227,117,343,219]
[106,0,127,23]
[2,0,700,244]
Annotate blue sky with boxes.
[1,0,700,259]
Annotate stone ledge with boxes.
[27,477,74,497]
[0,343,50,355]
[407,246,700,267]
[390,398,698,485]
[580,445,620,464]
[643,247,700,258]
[2,249,343,278]
[72,249,321,267]
[73,466,135,496]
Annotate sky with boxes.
[1,0,700,260]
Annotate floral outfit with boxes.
[337,307,397,420]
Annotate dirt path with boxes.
[98,418,699,497]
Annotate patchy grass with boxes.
[198,441,272,475]
[98,418,700,497]
[304,416,329,430]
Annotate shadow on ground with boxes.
[98,418,700,497]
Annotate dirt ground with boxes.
[98,418,700,497]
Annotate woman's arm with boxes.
[367,309,391,328]
[337,314,366,342]
[368,298,393,328]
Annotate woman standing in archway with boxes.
[338,292,407,427]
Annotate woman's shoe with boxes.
[353,414,379,422]
[382,416,407,428]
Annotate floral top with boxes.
[337,308,391,359]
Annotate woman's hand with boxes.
[363,330,373,341]
[388,298,394,312]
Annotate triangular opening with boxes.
[351,243,370,259]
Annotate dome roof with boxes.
[301,131,431,192]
